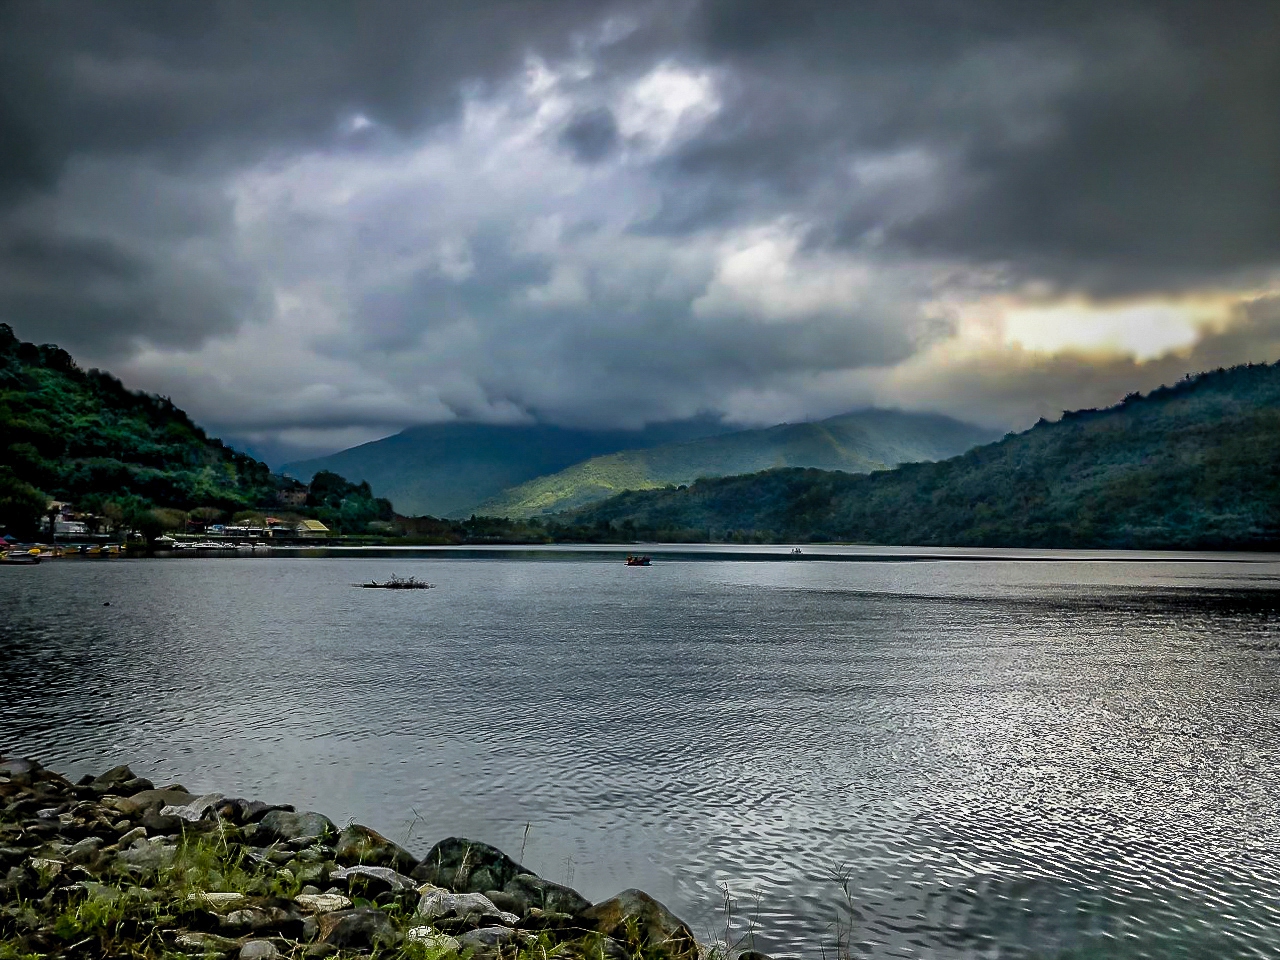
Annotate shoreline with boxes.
[0,757,777,960]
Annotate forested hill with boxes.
[0,324,280,535]
[480,409,998,517]
[564,362,1280,550]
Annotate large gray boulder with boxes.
[579,889,698,957]
[328,864,417,894]
[333,824,418,873]
[105,787,195,817]
[416,885,519,926]
[410,837,527,893]
[318,907,400,950]
[251,810,336,845]
[503,872,591,916]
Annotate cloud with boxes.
[559,108,621,164]
[1,1,1278,453]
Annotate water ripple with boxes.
[3,555,1280,957]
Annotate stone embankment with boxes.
[0,757,776,959]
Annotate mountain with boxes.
[281,419,732,517]
[564,362,1280,550]
[479,409,999,517]
[0,324,278,536]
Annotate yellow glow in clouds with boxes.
[1003,300,1225,360]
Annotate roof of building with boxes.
[297,519,329,532]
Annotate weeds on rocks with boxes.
[1,757,782,960]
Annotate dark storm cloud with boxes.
[665,0,1280,295]
[2,0,1279,443]
[559,108,621,164]
[0,0,632,355]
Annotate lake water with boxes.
[4,546,1280,958]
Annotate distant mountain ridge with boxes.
[563,362,1280,549]
[480,409,1000,517]
[282,419,733,517]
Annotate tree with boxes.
[0,469,48,539]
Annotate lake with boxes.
[4,546,1280,958]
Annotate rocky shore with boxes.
[0,757,775,959]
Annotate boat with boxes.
[357,574,433,590]
[625,555,652,566]
[0,551,40,565]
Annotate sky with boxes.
[3,0,1279,462]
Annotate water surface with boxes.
[3,547,1280,958]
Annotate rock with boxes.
[318,907,400,950]
[736,952,775,960]
[106,787,196,817]
[416,884,520,926]
[189,892,249,911]
[218,901,301,936]
[117,777,154,796]
[0,758,41,782]
[77,880,123,902]
[65,836,103,865]
[459,925,519,948]
[407,926,462,951]
[580,889,698,957]
[117,839,178,873]
[229,799,295,824]
[141,808,185,836]
[162,793,225,822]
[485,889,525,915]
[334,823,418,873]
[504,872,592,916]
[302,946,338,959]
[294,893,353,914]
[117,826,148,846]
[329,863,417,893]
[175,930,242,954]
[412,836,528,893]
[252,810,336,845]
[239,941,279,960]
[292,861,333,888]
[222,909,262,930]
[28,857,65,877]
[90,764,135,791]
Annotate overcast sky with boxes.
[4,0,1279,459]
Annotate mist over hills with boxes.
[281,419,733,518]
[480,409,999,517]
[564,363,1280,550]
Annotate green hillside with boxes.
[0,324,391,538]
[480,409,998,517]
[564,362,1280,550]
[0,324,282,536]
[282,419,731,518]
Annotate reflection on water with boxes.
[3,551,1280,958]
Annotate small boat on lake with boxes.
[0,551,40,565]
[358,574,433,590]
[625,555,652,566]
